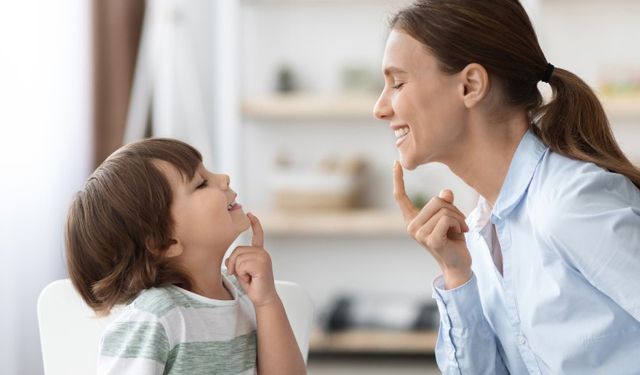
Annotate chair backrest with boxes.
[37,278,314,375]
[273,280,315,360]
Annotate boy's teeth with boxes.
[394,127,409,138]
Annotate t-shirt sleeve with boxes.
[98,318,170,375]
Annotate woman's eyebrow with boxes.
[384,66,407,76]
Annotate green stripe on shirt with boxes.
[101,321,170,364]
[164,331,257,374]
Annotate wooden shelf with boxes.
[243,94,639,122]
[256,209,406,236]
[242,94,379,121]
[310,329,437,354]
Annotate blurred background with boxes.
[1,0,639,374]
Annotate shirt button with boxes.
[517,335,527,345]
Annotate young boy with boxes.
[65,138,306,375]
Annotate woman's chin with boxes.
[399,155,419,170]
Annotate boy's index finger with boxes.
[393,161,418,222]
[247,213,264,248]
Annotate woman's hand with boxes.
[225,213,279,308]
[393,161,472,289]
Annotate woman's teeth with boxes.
[227,201,236,211]
[394,127,409,139]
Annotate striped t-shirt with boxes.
[98,271,257,375]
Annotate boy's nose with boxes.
[218,174,230,189]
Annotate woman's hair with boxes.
[66,138,202,314]
[391,0,640,188]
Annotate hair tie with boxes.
[541,63,554,83]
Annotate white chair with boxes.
[37,278,314,375]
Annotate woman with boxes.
[373,0,640,373]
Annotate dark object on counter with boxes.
[324,294,439,332]
[276,65,296,93]
[414,302,440,330]
[326,297,353,331]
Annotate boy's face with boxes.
[158,161,251,263]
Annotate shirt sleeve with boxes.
[432,274,510,374]
[541,174,640,322]
[98,319,170,375]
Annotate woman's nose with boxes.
[373,91,392,120]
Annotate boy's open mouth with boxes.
[227,201,242,211]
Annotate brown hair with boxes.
[391,0,640,188]
[65,138,202,314]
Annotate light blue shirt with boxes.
[432,129,640,374]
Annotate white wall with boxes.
[537,0,640,88]
[240,1,400,96]
[0,1,92,373]
[536,0,640,162]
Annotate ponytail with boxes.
[534,68,640,189]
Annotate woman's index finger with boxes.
[393,161,418,222]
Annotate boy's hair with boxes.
[66,138,202,314]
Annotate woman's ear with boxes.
[458,63,489,109]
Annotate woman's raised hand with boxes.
[393,161,473,289]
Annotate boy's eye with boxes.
[196,179,208,189]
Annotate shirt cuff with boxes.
[432,273,485,329]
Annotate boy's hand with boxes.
[225,213,278,308]
[393,161,472,289]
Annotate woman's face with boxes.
[374,29,467,170]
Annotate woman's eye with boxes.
[197,179,208,189]
[392,82,405,90]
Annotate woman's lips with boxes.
[393,126,410,147]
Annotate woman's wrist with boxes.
[442,268,472,290]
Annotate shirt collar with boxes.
[491,129,548,220]
[466,196,492,233]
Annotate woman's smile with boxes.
[392,125,410,147]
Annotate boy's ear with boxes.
[458,63,489,109]
[146,238,183,258]
[164,239,183,258]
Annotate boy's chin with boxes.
[239,216,252,232]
